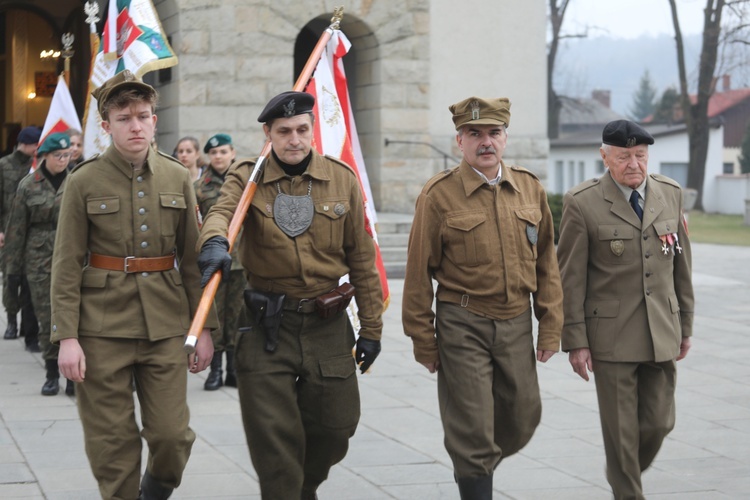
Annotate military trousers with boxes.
[210,269,245,351]
[235,307,360,499]
[593,359,677,500]
[27,272,57,360]
[76,336,195,500]
[435,302,542,478]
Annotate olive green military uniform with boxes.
[4,164,65,360]
[198,150,384,498]
[557,171,694,499]
[402,160,564,477]
[194,167,245,352]
[51,145,218,499]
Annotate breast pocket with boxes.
[26,193,53,224]
[444,213,491,267]
[87,196,121,241]
[597,224,635,264]
[159,193,186,237]
[514,208,542,260]
[312,200,348,251]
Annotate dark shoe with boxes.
[457,474,493,500]
[65,379,75,396]
[139,470,173,500]
[3,315,17,339]
[41,359,60,396]
[25,341,41,353]
[224,349,236,387]
[204,352,223,391]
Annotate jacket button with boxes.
[646,290,651,296]
[645,251,650,258]
[645,272,652,278]
[141,241,148,248]
[643,235,649,240]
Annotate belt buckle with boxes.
[124,256,136,273]
[297,299,312,313]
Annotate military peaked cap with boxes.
[449,97,511,130]
[92,70,156,116]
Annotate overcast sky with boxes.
[563,0,707,39]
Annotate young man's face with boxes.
[264,114,313,165]
[102,102,157,160]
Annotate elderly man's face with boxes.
[456,124,507,176]
[264,114,313,165]
[602,144,649,189]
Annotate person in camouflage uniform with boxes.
[195,133,245,390]
[5,133,72,395]
[0,126,41,350]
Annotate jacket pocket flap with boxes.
[160,193,186,209]
[584,300,620,318]
[598,225,634,241]
[81,270,108,288]
[87,196,120,214]
[446,214,485,232]
[315,201,349,220]
[668,295,680,313]
[319,354,356,379]
[514,208,542,225]
[653,219,678,236]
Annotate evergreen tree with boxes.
[651,87,680,124]
[629,70,658,121]
[740,118,750,174]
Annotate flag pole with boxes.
[184,6,345,353]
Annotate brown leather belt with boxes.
[282,297,317,314]
[88,253,175,273]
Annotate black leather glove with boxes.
[7,274,22,294]
[197,236,232,287]
[355,337,381,373]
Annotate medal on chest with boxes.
[273,179,313,237]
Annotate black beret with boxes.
[257,91,315,123]
[17,126,42,145]
[602,120,654,148]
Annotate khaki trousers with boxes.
[77,336,194,500]
[593,359,677,500]
[436,302,541,478]
[235,308,359,499]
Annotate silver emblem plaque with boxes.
[274,193,313,237]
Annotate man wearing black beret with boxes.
[557,119,694,499]
[197,91,384,499]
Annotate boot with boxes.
[139,470,173,500]
[65,379,75,396]
[25,337,41,352]
[204,352,223,391]
[41,359,60,396]
[457,474,493,500]
[3,314,17,339]
[224,349,237,387]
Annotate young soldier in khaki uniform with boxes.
[197,91,384,499]
[402,97,563,499]
[0,126,41,348]
[5,133,71,396]
[51,71,216,500]
[557,120,694,500]
[194,133,245,390]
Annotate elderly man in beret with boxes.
[0,125,42,347]
[557,119,694,499]
[51,70,216,500]
[197,90,384,499]
[402,97,563,499]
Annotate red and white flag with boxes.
[36,75,83,168]
[306,30,390,313]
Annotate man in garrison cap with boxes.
[0,125,42,349]
[197,90,384,499]
[402,96,563,498]
[51,69,217,500]
[557,119,694,499]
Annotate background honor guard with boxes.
[402,97,563,499]
[557,119,694,500]
[197,91,384,499]
[195,133,245,390]
[51,70,217,500]
[0,126,41,350]
[5,133,71,395]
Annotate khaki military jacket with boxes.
[557,171,694,363]
[0,149,33,231]
[4,165,64,276]
[402,160,564,364]
[194,166,242,270]
[198,150,384,340]
[51,145,217,342]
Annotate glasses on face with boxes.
[52,153,72,160]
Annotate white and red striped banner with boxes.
[36,75,82,169]
[306,30,390,311]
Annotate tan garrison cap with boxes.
[449,97,511,130]
[92,70,156,115]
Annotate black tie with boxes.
[629,190,643,221]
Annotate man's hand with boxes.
[189,328,214,373]
[197,236,232,287]
[355,337,381,373]
[59,338,86,382]
[568,348,593,381]
[677,336,691,361]
[537,350,556,363]
[420,360,440,373]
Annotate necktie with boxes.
[629,190,643,221]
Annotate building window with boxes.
[555,160,564,194]
[578,161,585,183]
[596,160,605,173]
[723,162,735,174]
[660,162,689,187]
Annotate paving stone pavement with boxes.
[1,242,749,499]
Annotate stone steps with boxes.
[374,212,413,279]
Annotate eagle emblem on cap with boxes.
[60,138,68,147]
[626,136,636,148]
[210,137,218,147]
[283,99,296,117]
[471,100,480,120]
